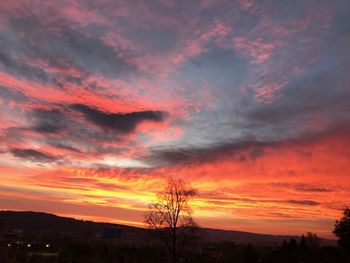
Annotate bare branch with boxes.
[144,177,199,263]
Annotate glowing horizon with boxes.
[1,0,350,239]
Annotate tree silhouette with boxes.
[304,232,320,249]
[145,177,199,263]
[333,207,350,252]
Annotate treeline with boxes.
[0,234,349,263]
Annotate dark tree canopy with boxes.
[333,207,350,251]
[145,177,199,263]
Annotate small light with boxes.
[27,244,31,247]
[7,244,11,247]
[46,244,50,248]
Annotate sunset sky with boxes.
[0,0,350,239]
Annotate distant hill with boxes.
[0,210,335,245]
[202,228,334,245]
[0,210,138,233]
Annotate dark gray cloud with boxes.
[47,141,81,153]
[24,106,130,156]
[31,108,68,133]
[285,200,320,206]
[196,192,320,207]
[0,50,53,84]
[145,122,350,167]
[293,184,332,193]
[71,104,166,133]
[146,140,270,166]
[273,183,333,193]
[247,69,350,126]
[240,31,350,143]
[0,85,28,103]
[0,15,137,81]
[10,148,58,163]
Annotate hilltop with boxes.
[0,210,334,245]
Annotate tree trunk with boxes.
[172,229,177,263]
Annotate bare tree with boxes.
[145,177,199,263]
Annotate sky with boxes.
[0,0,350,239]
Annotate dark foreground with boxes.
[1,237,349,263]
[1,211,349,263]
